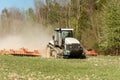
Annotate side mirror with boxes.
[52,35,55,40]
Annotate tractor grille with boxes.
[66,44,82,51]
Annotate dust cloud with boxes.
[0,21,52,57]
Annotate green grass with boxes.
[0,55,120,80]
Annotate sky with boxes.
[0,0,35,13]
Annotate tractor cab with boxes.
[53,28,73,48]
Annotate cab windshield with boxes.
[62,30,73,39]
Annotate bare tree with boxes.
[34,0,45,23]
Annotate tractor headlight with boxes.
[64,50,70,55]
[69,45,72,49]
[78,45,81,48]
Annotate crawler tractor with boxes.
[47,28,86,59]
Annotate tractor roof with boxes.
[55,28,73,31]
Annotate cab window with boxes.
[62,30,73,39]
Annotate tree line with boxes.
[0,0,119,55]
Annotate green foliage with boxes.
[99,0,120,55]
[78,10,90,31]
[1,8,9,17]
[95,0,107,10]
[48,3,60,25]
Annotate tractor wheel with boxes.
[80,53,86,59]
[46,46,51,58]
[51,51,57,58]
[63,55,69,59]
